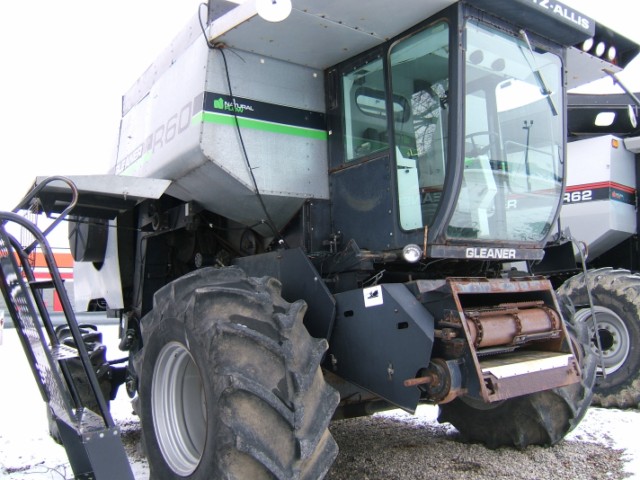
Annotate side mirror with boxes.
[628,104,638,129]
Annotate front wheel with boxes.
[438,304,596,448]
[134,267,339,479]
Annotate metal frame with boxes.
[0,177,133,480]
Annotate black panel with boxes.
[530,240,578,276]
[330,155,433,252]
[327,283,435,412]
[331,156,397,251]
[568,92,640,138]
[330,157,395,250]
[234,248,336,340]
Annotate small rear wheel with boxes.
[558,268,640,408]
[134,267,339,479]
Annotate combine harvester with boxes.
[537,88,640,409]
[1,0,638,477]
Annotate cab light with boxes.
[402,244,423,263]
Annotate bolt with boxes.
[330,354,338,371]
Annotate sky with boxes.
[0,0,203,211]
[0,0,639,213]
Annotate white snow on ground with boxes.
[0,324,148,480]
[1,324,639,479]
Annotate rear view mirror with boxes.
[628,104,638,129]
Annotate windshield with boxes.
[447,20,563,243]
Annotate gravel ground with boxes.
[326,408,629,480]
[2,325,637,480]
[110,404,631,480]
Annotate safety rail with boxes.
[0,177,133,479]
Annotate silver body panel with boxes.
[116,24,328,233]
[34,175,171,202]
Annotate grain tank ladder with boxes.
[0,177,133,479]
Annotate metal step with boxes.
[52,343,80,361]
[29,279,60,290]
[480,351,574,379]
[479,350,580,402]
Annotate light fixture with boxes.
[607,46,617,62]
[256,0,292,22]
[582,38,594,52]
[491,58,506,72]
[629,105,638,129]
[469,50,484,65]
[594,41,606,57]
[594,111,616,127]
[402,244,423,263]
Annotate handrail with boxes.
[0,177,114,425]
[9,176,79,254]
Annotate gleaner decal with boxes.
[465,248,517,259]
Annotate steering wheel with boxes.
[465,131,500,157]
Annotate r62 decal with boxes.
[564,190,592,204]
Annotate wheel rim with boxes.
[152,342,207,476]
[575,306,631,375]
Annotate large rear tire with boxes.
[437,303,596,448]
[134,267,339,479]
[557,268,640,408]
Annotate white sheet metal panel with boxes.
[566,46,624,91]
[562,135,637,257]
[34,175,171,201]
[73,220,124,311]
[566,135,635,190]
[211,0,456,68]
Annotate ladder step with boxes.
[52,343,79,360]
[29,279,62,290]
[1,183,134,479]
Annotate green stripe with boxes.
[122,151,152,175]
[195,112,328,140]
